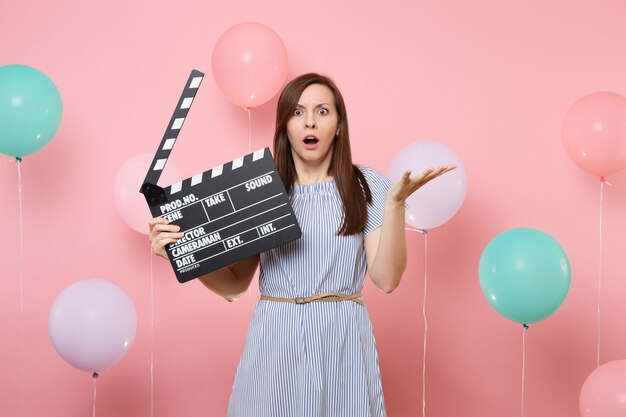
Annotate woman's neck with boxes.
[295,172,333,185]
[293,162,333,185]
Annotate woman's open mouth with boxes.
[303,136,319,149]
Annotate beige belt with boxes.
[260,292,363,305]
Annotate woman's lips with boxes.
[303,135,319,149]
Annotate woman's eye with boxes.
[293,108,303,116]
[318,108,329,115]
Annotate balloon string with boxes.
[17,157,25,417]
[521,324,528,417]
[92,372,99,417]
[405,226,428,416]
[150,247,155,417]
[245,107,254,313]
[245,107,252,153]
[597,177,605,368]
[422,229,428,417]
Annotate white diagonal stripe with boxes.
[189,77,202,88]
[212,165,223,178]
[180,97,194,109]
[171,182,183,194]
[154,159,166,171]
[171,118,185,129]
[191,173,203,186]
[163,138,176,150]
[232,156,244,169]
[253,148,265,161]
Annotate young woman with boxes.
[149,73,454,417]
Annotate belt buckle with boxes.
[295,297,306,304]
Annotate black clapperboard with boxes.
[140,70,301,283]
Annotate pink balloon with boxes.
[113,153,183,235]
[212,22,288,108]
[387,141,467,230]
[48,279,137,373]
[562,92,626,178]
[580,360,626,417]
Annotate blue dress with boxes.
[227,167,391,417]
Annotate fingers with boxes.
[148,216,170,232]
[388,163,458,205]
[393,164,457,199]
[151,236,180,260]
[398,170,413,186]
[149,217,181,234]
[413,164,455,183]
[148,217,184,259]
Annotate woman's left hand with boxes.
[387,164,456,206]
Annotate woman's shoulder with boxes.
[357,165,392,186]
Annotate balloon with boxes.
[478,228,570,324]
[113,153,183,235]
[48,279,137,373]
[212,22,288,108]
[580,360,626,417]
[0,64,63,158]
[562,92,626,178]
[387,141,467,230]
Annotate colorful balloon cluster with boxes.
[9,20,620,411]
[0,64,62,158]
[48,279,137,374]
[474,91,625,330]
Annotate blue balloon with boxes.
[0,64,62,158]
[478,228,571,324]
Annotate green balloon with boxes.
[478,228,571,324]
[0,64,63,158]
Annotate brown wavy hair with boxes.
[273,73,372,236]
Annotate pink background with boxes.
[1,0,626,416]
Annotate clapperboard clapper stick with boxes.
[140,69,302,283]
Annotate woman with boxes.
[149,73,454,416]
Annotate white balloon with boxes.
[387,141,467,230]
[48,279,137,373]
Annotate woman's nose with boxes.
[305,117,316,129]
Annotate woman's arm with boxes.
[196,255,259,302]
[364,165,455,293]
[149,217,259,302]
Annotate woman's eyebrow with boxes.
[295,102,332,108]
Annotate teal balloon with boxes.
[478,228,571,324]
[0,64,62,158]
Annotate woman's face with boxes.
[286,83,339,172]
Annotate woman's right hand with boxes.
[148,217,184,260]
